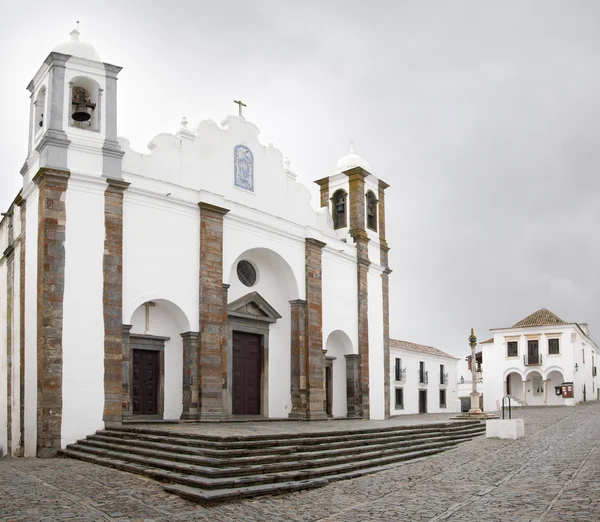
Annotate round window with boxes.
[237,260,257,287]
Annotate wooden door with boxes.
[325,366,333,417]
[419,390,427,413]
[528,340,539,364]
[132,349,159,415]
[232,331,261,415]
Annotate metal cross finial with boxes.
[77,20,80,31]
[234,100,247,117]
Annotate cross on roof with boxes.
[234,100,247,117]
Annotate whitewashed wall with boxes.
[390,347,459,415]
[482,325,600,411]
[61,175,106,447]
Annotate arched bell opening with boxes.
[69,76,101,131]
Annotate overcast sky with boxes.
[2,1,600,365]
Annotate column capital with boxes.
[198,202,230,215]
[305,237,327,249]
[32,167,70,185]
[105,178,130,191]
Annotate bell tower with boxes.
[23,28,124,183]
[315,142,392,419]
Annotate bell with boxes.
[72,104,91,122]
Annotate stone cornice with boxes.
[314,177,329,187]
[349,228,370,241]
[105,178,130,190]
[378,179,390,190]
[34,130,71,154]
[343,166,370,180]
[32,167,71,185]
[103,62,123,78]
[198,202,230,215]
[305,237,327,249]
[44,52,71,69]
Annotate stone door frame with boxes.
[227,291,281,418]
[126,334,169,420]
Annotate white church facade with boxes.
[0,30,395,457]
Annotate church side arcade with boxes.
[0,29,393,457]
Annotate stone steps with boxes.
[85,424,485,463]
[60,421,485,502]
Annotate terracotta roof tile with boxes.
[390,339,460,360]
[512,308,567,328]
[480,338,494,344]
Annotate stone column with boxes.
[33,167,70,457]
[468,328,482,414]
[180,331,200,419]
[18,197,26,456]
[522,380,528,405]
[103,178,129,425]
[345,354,361,418]
[379,180,391,419]
[221,284,230,415]
[4,211,15,455]
[345,166,370,418]
[197,202,229,419]
[314,177,330,208]
[289,299,308,418]
[121,324,133,420]
[305,238,327,420]
[543,379,548,405]
[504,379,508,397]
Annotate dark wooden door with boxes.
[528,340,539,364]
[232,331,261,415]
[419,390,427,413]
[325,366,333,416]
[132,349,159,415]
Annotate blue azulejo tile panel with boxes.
[234,144,254,192]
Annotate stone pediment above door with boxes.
[228,292,282,324]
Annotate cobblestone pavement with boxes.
[1,404,599,521]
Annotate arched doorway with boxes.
[505,370,524,404]
[324,330,354,417]
[546,369,565,406]
[226,248,300,418]
[125,299,190,420]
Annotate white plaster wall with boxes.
[121,116,320,231]
[368,269,385,419]
[226,245,296,418]
[24,189,39,456]
[321,248,358,352]
[0,256,7,457]
[130,301,185,419]
[61,176,106,447]
[122,192,198,331]
[324,331,351,418]
[390,348,459,415]
[483,326,599,411]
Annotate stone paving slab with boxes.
[122,413,468,438]
[1,404,599,521]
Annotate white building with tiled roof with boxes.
[482,308,599,411]
[389,339,460,415]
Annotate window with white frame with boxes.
[395,388,404,409]
[507,341,518,357]
[548,338,560,355]
[394,358,403,381]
